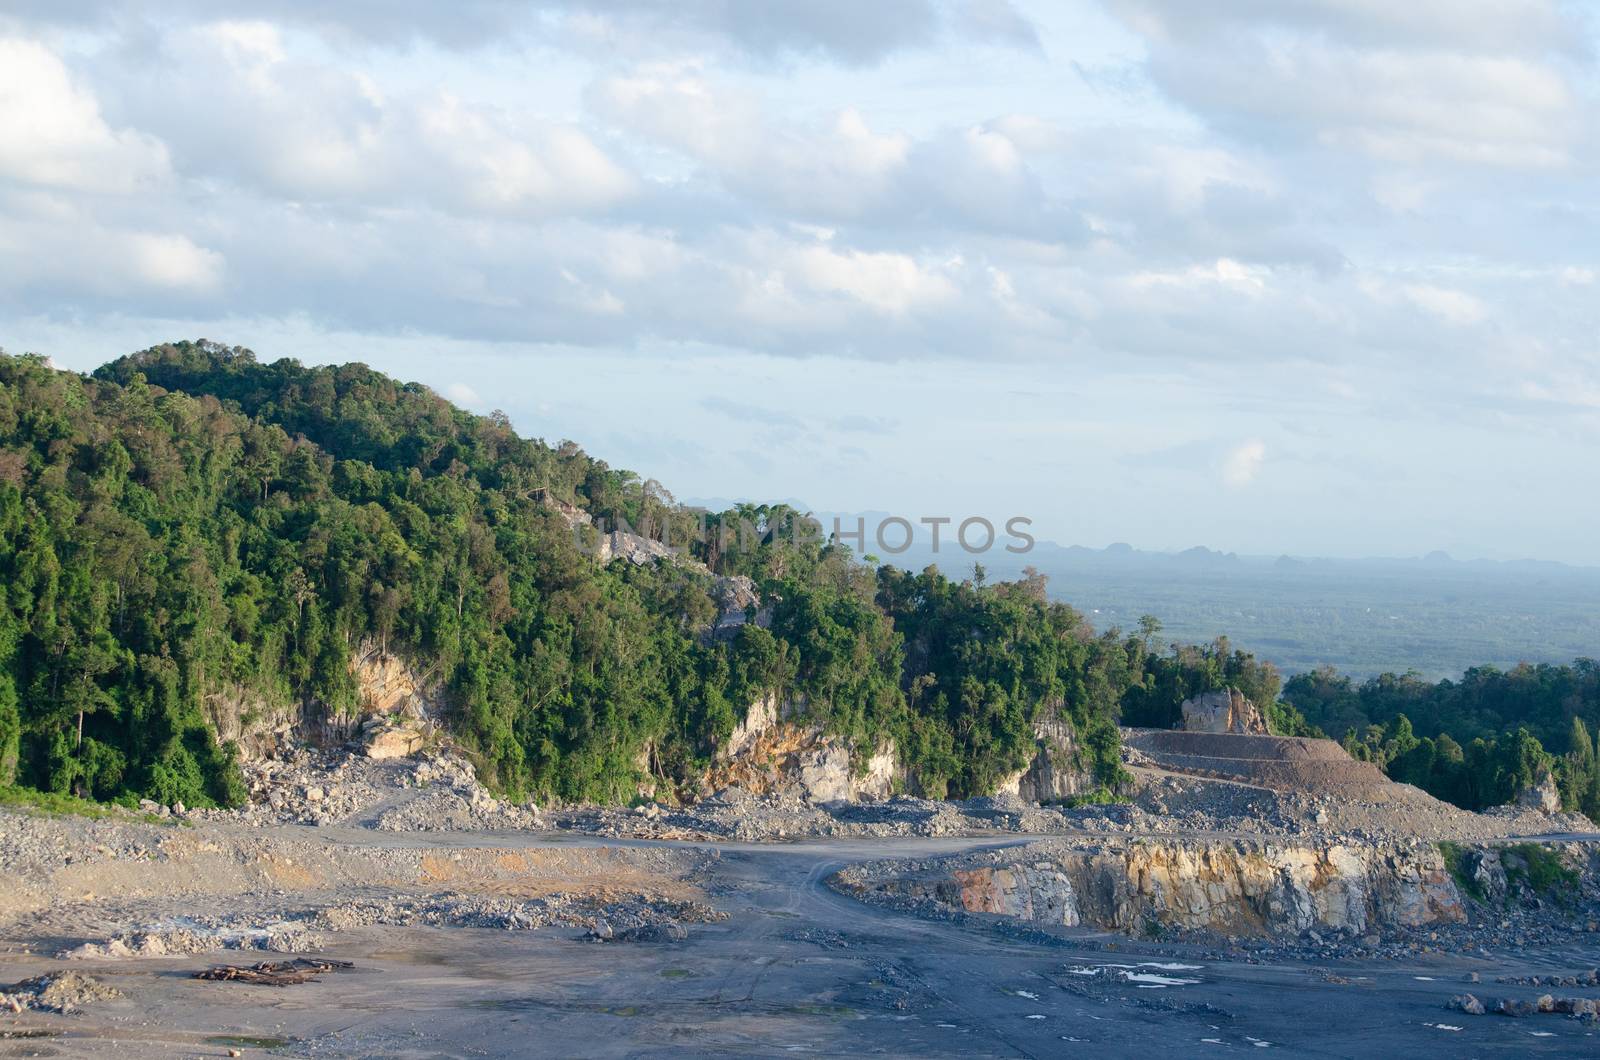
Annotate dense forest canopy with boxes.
[1283,662,1600,815]
[0,341,1593,818]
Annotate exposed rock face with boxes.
[596,529,678,566]
[865,837,1468,938]
[1465,847,1507,901]
[707,575,772,641]
[203,687,301,759]
[1179,689,1269,735]
[704,694,896,803]
[724,691,783,760]
[349,643,440,759]
[1516,772,1561,814]
[351,643,439,718]
[997,718,1090,803]
[204,642,443,759]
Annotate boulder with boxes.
[365,724,424,760]
[1448,994,1485,1015]
[1179,689,1269,735]
[1515,772,1561,814]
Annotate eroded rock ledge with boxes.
[834,836,1474,939]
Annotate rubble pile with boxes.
[1450,991,1600,1021]
[313,892,723,935]
[0,972,121,1014]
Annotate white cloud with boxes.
[1402,284,1488,326]
[0,37,170,193]
[788,245,956,316]
[1129,258,1270,297]
[1108,0,1586,169]
[109,21,635,216]
[0,214,224,299]
[591,67,908,219]
[1221,439,1267,489]
[127,233,226,293]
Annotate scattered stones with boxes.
[1450,993,1600,1020]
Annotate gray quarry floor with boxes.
[4,833,1599,1058]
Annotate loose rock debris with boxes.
[193,957,356,986]
[0,971,122,1014]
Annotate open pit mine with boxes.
[3,672,1598,1058]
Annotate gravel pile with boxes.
[60,917,325,960]
[313,891,724,935]
[185,746,540,832]
[1,971,122,1014]
[372,786,540,832]
[556,787,1141,842]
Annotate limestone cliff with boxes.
[204,642,442,760]
[848,836,1468,938]
[995,718,1094,803]
[1180,689,1268,735]
[700,692,896,803]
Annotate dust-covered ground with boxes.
[4,741,1600,1057]
[2,815,1599,1057]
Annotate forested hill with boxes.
[0,340,1293,809]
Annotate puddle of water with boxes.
[1025,1014,1046,1020]
[1014,990,1039,1000]
[1530,1031,1555,1038]
[204,1035,291,1048]
[659,968,695,980]
[1139,962,1203,971]
[1124,973,1201,987]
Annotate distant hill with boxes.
[1,341,1276,809]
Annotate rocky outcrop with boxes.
[707,575,772,641]
[1516,772,1561,814]
[1180,689,1268,735]
[996,718,1091,803]
[349,643,441,759]
[203,686,301,759]
[703,694,896,803]
[204,643,443,760]
[855,836,1468,938]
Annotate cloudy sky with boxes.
[2,2,1598,563]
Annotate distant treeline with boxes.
[1283,661,1600,815]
